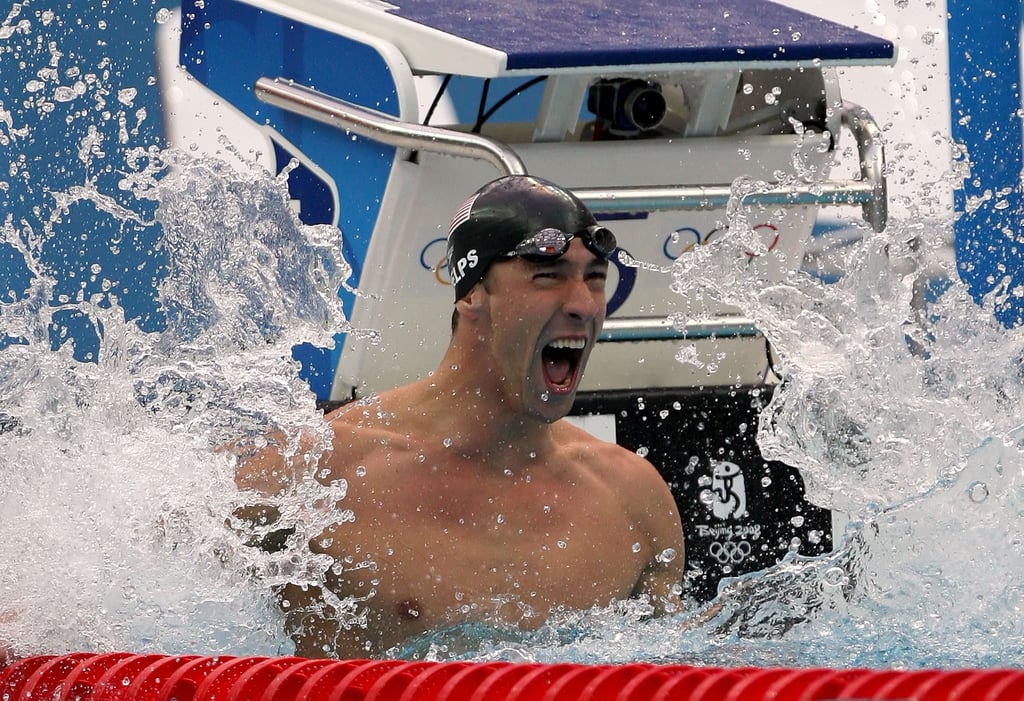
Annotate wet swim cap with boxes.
[445,175,601,300]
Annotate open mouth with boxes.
[541,338,586,394]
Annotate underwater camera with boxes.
[587,78,667,137]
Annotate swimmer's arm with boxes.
[284,533,392,659]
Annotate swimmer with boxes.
[235,175,685,658]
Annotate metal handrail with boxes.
[841,101,887,232]
[254,77,527,176]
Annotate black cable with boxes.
[476,76,548,129]
[473,79,492,133]
[423,74,452,126]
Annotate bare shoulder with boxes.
[319,394,412,477]
[554,420,685,612]
[554,418,683,552]
[231,425,324,497]
[324,398,392,452]
[554,419,669,496]
[232,394,399,497]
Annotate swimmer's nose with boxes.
[563,276,603,322]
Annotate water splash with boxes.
[0,148,354,657]
[509,181,1024,667]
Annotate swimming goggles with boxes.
[505,225,617,262]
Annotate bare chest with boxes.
[332,476,648,642]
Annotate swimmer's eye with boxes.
[528,263,566,281]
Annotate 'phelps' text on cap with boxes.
[450,248,479,286]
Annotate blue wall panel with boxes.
[948,0,1024,326]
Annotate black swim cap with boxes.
[445,175,601,300]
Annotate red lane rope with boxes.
[2,653,1023,701]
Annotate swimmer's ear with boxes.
[456,281,489,320]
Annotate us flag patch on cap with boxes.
[447,193,479,237]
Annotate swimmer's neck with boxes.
[408,362,563,461]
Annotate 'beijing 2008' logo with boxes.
[711,460,748,521]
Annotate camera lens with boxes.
[587,79,667,135]
[624,87,667,131]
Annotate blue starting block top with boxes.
[375,0,895,75]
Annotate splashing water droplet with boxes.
[118,87,138,106]
[656,548,677,563]
[967,481,989,503]
[822,566,849,588]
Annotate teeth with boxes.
[548,338,586,350]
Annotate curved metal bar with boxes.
[573,181,877,213]
[254,77,528,176]
[841,100,887,232]
[599,315,761,343]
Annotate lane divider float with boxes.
[2,653,1023,700]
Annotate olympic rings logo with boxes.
[421,237,453,286]
[708,540,752,565]
[663,223,780,260]
[419,237,637,316]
